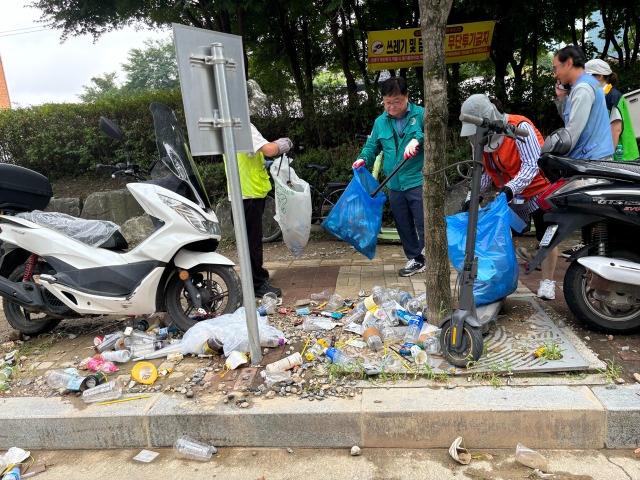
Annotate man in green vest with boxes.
[226,80,292,297]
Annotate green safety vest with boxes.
[223,151,272,198]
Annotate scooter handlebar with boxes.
[459,113,529,137]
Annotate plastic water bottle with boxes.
[402,313,424,347]
[420,335,440,354]
[343,302,367,324]
[46,369,89,391]
[395,290,412,308]
[614,142,623,160]
[324,293,343,311]
[381,325,407,343]
[95,332,125,353]
[261,337,286,348]
[261,292,278,314]
[324,347,358,368]
[100,349,132,363]
[363,327,383,352]
[363,286,386,310]
[1,466,20,480]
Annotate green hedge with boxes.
[0,89,183,180]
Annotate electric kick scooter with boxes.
[438,113,529,367]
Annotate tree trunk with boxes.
[417,0,453,324]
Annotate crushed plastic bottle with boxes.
[325,347,358,368]
[324,293,343,311]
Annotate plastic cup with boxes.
[82,380,122,404]
[173,435,217,461]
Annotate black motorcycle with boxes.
[528,133,640,333]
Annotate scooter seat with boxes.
[16,211,128,250]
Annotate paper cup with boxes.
[410,345,428,365]
[225,351,248,370]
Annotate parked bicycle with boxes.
[262,159,348,242]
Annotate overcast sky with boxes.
[0,1,170,107]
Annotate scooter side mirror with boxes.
[99,117,125,142]
[541,128,571,155]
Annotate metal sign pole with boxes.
[208,42,262,365]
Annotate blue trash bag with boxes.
[321,167,387,260]
[446,193,523,306]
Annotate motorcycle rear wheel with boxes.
[166,264,242,332]
[564,250,640,334]
[3,263,61,335]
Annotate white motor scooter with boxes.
[0,103,242,334]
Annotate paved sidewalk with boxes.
[1,241,639,452]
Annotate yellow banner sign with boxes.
[367,21,495,70]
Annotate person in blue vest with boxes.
[225,80,292,297]
[552,45,613,160]
[353,77,425,276]
[585,59,639,161]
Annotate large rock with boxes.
[121,215,155,248]
[214,198,235,240]
[46,197,83,217]
[81,189,144,225]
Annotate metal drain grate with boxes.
[435,296,591,375]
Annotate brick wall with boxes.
[0,56,11,109]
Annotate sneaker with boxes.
[399,258,426,277]
[561,242,585,258]
[254,282,282,297]
[537,279,556,300]
[516,246,541,271]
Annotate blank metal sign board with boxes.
[172,23,252,155]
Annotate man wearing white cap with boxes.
[585,58,639,161]
[459,94,558,300]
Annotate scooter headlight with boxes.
[159,195,220,235]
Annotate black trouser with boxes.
[243,197,269,287]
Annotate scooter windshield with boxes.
[149,102,212,210]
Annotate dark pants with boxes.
[388,185,425,261]
[243,198,269,287]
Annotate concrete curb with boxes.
[2,384,638,450]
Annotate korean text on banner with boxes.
[366,21,495,70]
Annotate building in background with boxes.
[0,55,10,109]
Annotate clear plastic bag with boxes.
[16,210,120,247]
[321,167,387,260]
[180,307,284,356]
[270,155,312,258]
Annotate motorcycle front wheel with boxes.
[165,264,243,332]
[564,251,640,333]
[3,263,62,335]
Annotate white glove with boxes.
[275,137,293,155]
[404,139,420,160]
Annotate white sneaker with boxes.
[537,279,556,300]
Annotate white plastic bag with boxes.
[180,307,284,356]
[270,155,312,257]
